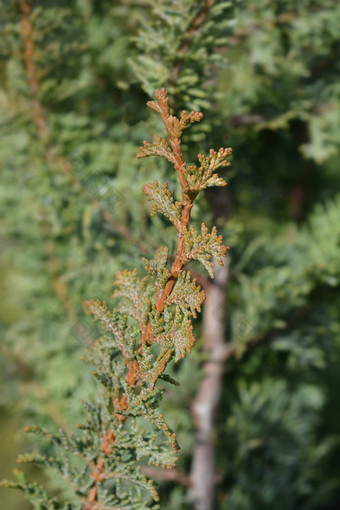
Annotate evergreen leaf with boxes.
[152,306,195,362]
[113,269,153,328]
[142,180,182,230]
[86,301,136,361]
[143,246,171,291]
[183,223,228,277]
[187,148,231,192]
[136,135,174,164]
[166,270,205,318]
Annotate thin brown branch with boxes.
[190,259,229,510]
[231,113,265,127]
[152,89,194,312]
[20,0,50,140]
[138,89,200,353]
[143,466,192,488]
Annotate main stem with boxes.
[140,91,194,353]
[156,97,193,312]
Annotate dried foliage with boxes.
[1,89,230,509]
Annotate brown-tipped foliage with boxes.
[1,89,231,509]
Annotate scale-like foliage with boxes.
[142,180,182,230]
[187,148,231,191]
[166,271,205,318]
[1,1,339,509]
[131,0,233,112]
[2,89,230,508]
[144,246,171,291]
[184,223,228,277]
[160,307,195,362]
[113,269,153,329]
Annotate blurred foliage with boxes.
[0,0,340,508]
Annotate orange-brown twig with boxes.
[136,89,202,353]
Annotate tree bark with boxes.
[190,259,230,510]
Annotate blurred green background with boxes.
[0,1,340,508]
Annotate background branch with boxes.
[190,259,229,510]
[19,0,150,255]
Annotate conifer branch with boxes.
[143,466,192,487]
[19,0,150,256]
[169,0,217,100]
[3,88,231,509]
[137,88,229,352]
[19,0,96,345]
[20,0,50,140]
[19,5,230,508]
